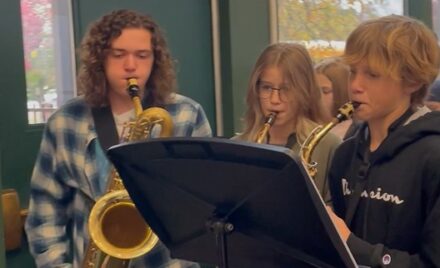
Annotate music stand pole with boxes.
[206,217,234,268]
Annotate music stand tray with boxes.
[107,137,356,268]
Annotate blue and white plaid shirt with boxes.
[25,94,212,268]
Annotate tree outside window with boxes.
[276,0,403,62]
[21,0,75,124]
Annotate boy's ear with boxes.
[404,81,423,94]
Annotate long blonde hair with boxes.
[239,43,326,143]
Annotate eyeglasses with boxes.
[257,82,292,102]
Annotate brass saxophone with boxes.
[300,102,355,178]
[83,78,173,268]
[254,112,277,143]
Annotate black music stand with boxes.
[107,137,356,268]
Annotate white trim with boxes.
[403,0,409,15]
[269,0,278,43]
[67,0,77,96]
[52,0,77,102]
[211,0,224,136]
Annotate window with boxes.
[21,0,76,124]
[272,0,404,62]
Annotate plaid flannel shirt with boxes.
[25,94,212,268]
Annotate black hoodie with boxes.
[329,108,440,268]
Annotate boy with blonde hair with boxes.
[327,15,440,267]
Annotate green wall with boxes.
[219,0,271,137]
[408,0,433,25]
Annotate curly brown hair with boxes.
[77,9,176,107]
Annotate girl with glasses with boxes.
[235,42,341,202]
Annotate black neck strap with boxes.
[91,106,120,151]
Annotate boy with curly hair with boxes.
[25,9,211,268]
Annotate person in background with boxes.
[235,42,341,202]
[327,15,440,267]
[425,78,440,111]
[315,57,354,139]
[24,9,211,268]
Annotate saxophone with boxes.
[300,102,355,178]
[83,78,173,268]
[254,112,277,143]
